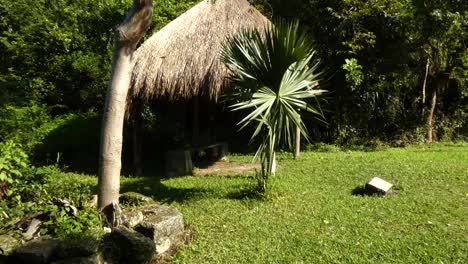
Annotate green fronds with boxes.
[223,20,326,190]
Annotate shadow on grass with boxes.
[121,173,266,203]
[351,185,370,196]
[120,177,214,204]
[351,185,397,197]
[225,187,265,200]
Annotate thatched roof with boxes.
[130,0,269,102]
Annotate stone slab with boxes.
[366,177,393,193]
[9,236,60,264]
[133,204,185,255]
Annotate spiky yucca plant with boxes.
[223,20,326,192]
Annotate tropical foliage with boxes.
[223,21,325,191]
[261,0,467,143]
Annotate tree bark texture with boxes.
[426,89,437,144]
[99,0,153,225]
[422,58,430,106]
[425,71,451,144]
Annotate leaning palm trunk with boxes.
[99,0,153,227]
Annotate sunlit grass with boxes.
[64,143,467,263]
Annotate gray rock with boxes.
[9,236,60,264]
[123,210,144,228]
[102,227,155,264]
[0,234,20,256]
[119,192,154,206]
[134,204,185,255]
[53,237,98,260]
[86,195,98,208]
[50,254,99,264]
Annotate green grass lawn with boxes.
[64,144,468,263]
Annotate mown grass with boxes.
[62,144,467,263]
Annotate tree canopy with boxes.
[0,0,466,149]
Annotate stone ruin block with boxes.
[165,150,193,177]
[365,177,393,194]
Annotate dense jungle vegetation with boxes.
[0,0,466,204]
[1,0,466,161]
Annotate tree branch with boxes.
[116,0,154,50]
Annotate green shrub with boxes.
[0,141,29,200]
[0,142,101,238]
[0,104,100,170]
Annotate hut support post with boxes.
[132,101,144,176]
[98,0,153,227]
[192,96,200,144]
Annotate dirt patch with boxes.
[193,161,260,177]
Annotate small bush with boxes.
[0,142,101,238]
[0,141,29,200]
[0,104,52,153]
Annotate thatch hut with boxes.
[127,0,270,174]
[129,0,269,102]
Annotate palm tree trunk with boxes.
[98,0,153,227]
[294,126,300,160]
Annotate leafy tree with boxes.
[260,0,467,143]
[223,21,325,191]
[411,0,468,142]
[0,0,197,112]
[0,0,120,111]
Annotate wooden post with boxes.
[132,101,144,176]
[192,96,200,144]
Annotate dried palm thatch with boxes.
[129,0,269,103]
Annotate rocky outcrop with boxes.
[123,210,144,228]
[2,194,187,264]
[119,192,153,206]
[133,204,185,255]
[9,236,60,264]
[5,235,99,264]
[53,237,98,260]
[0,235,20,256]
[102,227,155,264]
[50,254,99,264]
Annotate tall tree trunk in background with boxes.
[421,58,430,115]
[425,71,451,144]
[426,89,437,143]
[99,0,153,227]
[294,126,300,160]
